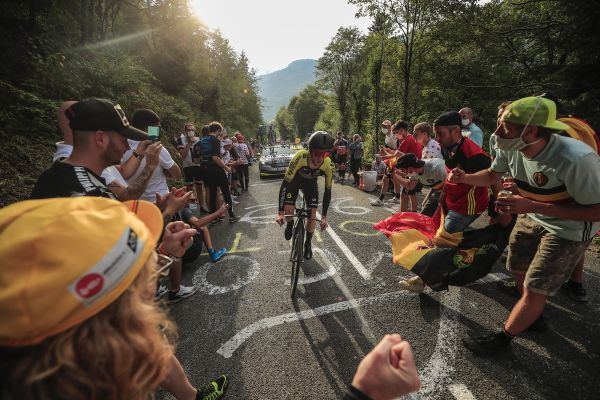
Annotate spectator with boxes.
[392,120,423,212]
[413,122,442,160]
[393,154,447,218]
[0,197,229,400]
[124,109,183,203]
[31,98,147,200]
[224,138,242,197]
[372,155,386,180]
[349,134,364,186]
[177,123,205,210]
[450,96,600,356]
[370,156,402,206]
[200,122,240,222]
[233,132,251,192]
[382,119,396,151]
[333,131,350,183]
[459,107,484,147]
[50,100,161,202]
[435,111,491,233]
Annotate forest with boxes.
[0,0,262,206]
[274,0,599,158]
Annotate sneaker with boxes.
[229,215,241,223]
[168,284,197,303]
[154,284,168,301]
[561,281,588,302]
[391,197,401,204]
[304,241,313,260]
[210,248,227,262]
[195,375,229,400]
[462,331,511,356]
[232,199,240,205]
[496,279,520,298]
[284,222,294,240]
[399,276,425,293]
[370,198,384,206]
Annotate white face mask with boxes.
[494,99,543,152]
[461,118,470,127]
[382,128,389,134]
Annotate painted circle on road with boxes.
[193,255,261,295]
[338,220,380,237]
[331,197,371,215]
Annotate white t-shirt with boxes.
[123,140,175,202]
[384,132,398,149]
[176,134,200,167]
[52,142,127,187]
[421,138,443,160]
[360,170,378,192]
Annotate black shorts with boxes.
[283,179,319,209]
[183,166,204,184]
[202,164,227,187]
[403,182,423,195]
[336,154,348,164]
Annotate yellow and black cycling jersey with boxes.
[278,149,335,215]
[283,149,334,188]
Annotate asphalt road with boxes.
[158,165,600,400]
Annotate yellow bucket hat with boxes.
[0,197,163,346]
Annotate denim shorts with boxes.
[444,210,479,234]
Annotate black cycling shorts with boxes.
[183,166,205,184]
[283,179,319,209]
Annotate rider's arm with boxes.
[322,187,332,216]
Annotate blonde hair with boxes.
[0,255,176,400]
[413,122,431,136]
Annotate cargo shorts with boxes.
[507,215,589,296]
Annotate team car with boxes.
[259,145,299,178]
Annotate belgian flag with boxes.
[373,211,513,291]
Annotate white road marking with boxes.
[317,211,372,280]
[192,255,261,295]
[216,289,413,358]
[412,288,461,399]
[331,197,371,215]
[364,251,393,274]
[448,383,477,400]
[278,247,340,285]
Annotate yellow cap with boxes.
[0,197,163,346]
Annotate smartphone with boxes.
[147,126,160,141]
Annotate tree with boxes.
[317,27,365,133]
[290,85,326,136]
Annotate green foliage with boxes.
[291,85,326,136]
[274,106,295,141]
[0,0,262,205]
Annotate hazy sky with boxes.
[190,0,372,75]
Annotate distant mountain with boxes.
[257,59,317,122]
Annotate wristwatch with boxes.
[132,150,141,158]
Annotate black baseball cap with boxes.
[433,111,462,127]
[396,153,425,169]
[66,98,149,141]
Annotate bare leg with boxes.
[409,194,417,212]
[201,227,213,249]
[306,208,317,233]
[400,193,409,211]
[160,353,197,400]
[169,259,182,293]
[570,254,584,284]
[284,204,295,223]
[504,287,547,336]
